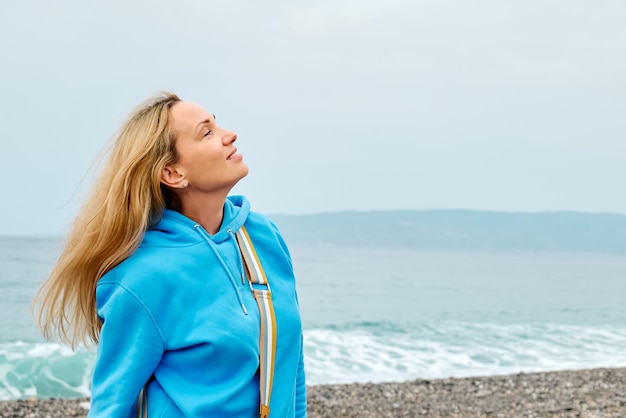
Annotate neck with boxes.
[178,191,228,235]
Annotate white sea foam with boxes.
[0,342,93,401]
[303,322,626,385]
[2,322,626,399]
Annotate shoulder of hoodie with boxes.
[246,211,294,267]
[246,210,283,234]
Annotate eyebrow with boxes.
[195,114,217,133]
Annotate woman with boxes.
[33,93,307,417]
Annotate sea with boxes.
[1,236,626,400]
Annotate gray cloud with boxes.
[1,0,624,235]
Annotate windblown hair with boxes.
[33,92,181,348]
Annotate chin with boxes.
[239,164,250,179]
[229,168,249,188]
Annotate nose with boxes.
[223,129,237,145]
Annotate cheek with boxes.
[176,143,204,168]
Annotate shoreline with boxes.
[1,367,625,417]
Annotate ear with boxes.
[161,164,187,189]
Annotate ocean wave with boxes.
[0,342,92,400]
[2,321,626,400]
[303,321,626,385]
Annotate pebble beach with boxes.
[1,367,625,418]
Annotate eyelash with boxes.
[203,130,212,137]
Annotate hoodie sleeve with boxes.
[88,281,165,418]
[269,218,307,416]
[295,332,307,417]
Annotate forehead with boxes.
[170,101,213,135]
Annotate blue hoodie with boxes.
[88,196,306,417]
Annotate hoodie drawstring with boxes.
[194,225,249,315]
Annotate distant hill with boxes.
[269,210,626,254]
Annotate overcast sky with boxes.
[1,0,625,236]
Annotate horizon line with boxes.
[3,208,626,239]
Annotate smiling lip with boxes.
[227,148,242,161]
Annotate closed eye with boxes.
[203,129,212,137]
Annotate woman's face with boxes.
[165,101,248,194]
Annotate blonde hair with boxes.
[33,92,181,348]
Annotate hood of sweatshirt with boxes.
[137,195,252,314]
[141,195,251,248]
